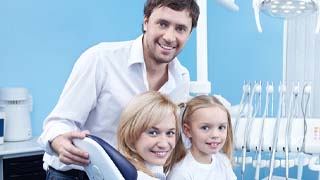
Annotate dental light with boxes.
[253,0,320,33]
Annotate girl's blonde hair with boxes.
[117,91,186,177]
[180,95,234,163]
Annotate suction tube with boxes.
[254,82,273,180]
[297,84,312,180]
[268,82,286,180]
[233,82,250,180]
[284,83,300,180]
[234,82,251,134]
[241,81,262,180]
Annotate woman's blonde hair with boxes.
[117,91,186,177]
[180,95,234,163]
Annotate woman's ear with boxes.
[183,123,192,138]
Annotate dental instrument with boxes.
[233,81,251,133]
[296,83,312,180]
[254,81,274,180]
[284,82,300,180]
[241,81,262,180]
[233,81,251,153]
[268,82,286,180]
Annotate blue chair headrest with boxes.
[86,134,138,180]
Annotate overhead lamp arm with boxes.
[216,0,240,11]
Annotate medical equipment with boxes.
[232,82,251,176]
[268,82,286,180]
[73,134,138,180]
[308,155,320,180]
[305,117,320,180]
[0,87,32,141]
[191,0,211,96]
[232,81,320,179]
[191,0,241,95]
[216,0,239,11]
[297,83,311,180]
[253,0,320,33]
[241,81,262,180]
[254,81,274,180]
[284,82,300,179]
[233,81,251,137]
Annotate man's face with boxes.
[143,6,192,64]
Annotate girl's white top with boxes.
[167,151,237,180]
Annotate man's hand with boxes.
[51,130,90,166]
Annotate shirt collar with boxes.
[128,35,144,67]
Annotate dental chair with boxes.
[73,134,138,180]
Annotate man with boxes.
[38,0,200,179]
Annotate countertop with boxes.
[0,137,43,158]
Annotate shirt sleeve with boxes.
[38,49,106,154]
[37,118,80,155]
[50,50,104,125]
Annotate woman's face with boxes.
[134,113,177,166]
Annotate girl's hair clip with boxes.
[179,102,187,109]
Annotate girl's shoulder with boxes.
[214,152,233,168]
[215,152,229,161]
[214,153,237,180]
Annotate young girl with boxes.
[167,95,236,180]
[117,91,186,180]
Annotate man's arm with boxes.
[38,119,90,166]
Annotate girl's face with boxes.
[134,113,177,166]
[183,106,228,163]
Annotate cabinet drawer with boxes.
[3,154,46,180]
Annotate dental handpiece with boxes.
[242,81,262,180]
[233,82,250,180]
[297,84,312,180]
[240,83,253,180]
[254,82,273,180]
[268,82,286,180]
[234,81,251,133]
[285,83,299,180]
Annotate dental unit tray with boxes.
[232,117,320,153]
[73,134,138,180]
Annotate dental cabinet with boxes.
[0,137,45,180]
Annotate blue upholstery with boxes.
[86,134,138,180]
